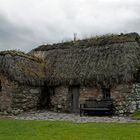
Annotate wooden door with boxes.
[70,86,80,113]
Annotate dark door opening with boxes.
[39,87,55,109]
[69,86,80,113]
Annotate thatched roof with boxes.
[0,50,46,86]
[32,33,140,88]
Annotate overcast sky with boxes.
[0,0,140,52]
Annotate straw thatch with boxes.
[0,50,46,86]
[32,33,140,88]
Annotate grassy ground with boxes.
[0,119,140,140]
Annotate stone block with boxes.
[30,89,40,94]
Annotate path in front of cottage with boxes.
[6,110,140,123]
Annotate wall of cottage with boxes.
[11,86,41,114]
[111,84,140,115]
[51,86,69,112]
[80,84,140,115]
[79,87,101,104]
[1,75,139,115]
[50,86,102,112]
[0,74,13,114]
[50,84,140,115]
[0,74,42,115]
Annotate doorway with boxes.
[69,86,80,113]
[39,87,55,109]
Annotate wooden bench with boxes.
[80,99,115,116]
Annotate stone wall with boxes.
[0,81,137,115]
[111,84,140,115]
[0,74,13,114]
[12,86,41,114]
[0,74,42,115]
[79,84,140,115]
[50,86,102,113]
[34,84,140,115]
[49,85,140,115]
[51,86,69,112]
[79,87,101,104]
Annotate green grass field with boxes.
[0,118,140,140]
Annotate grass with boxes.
[0,119,140,140]
[131,109,140,119]
[34,32,139,51]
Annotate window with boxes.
[102,88,111,99]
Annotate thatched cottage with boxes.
[1,33,140,115]
[31,33,140,114]
[0,51,46,114]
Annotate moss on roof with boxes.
[32,32,140,88]
[0,50,46,86]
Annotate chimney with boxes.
[74,33,77,41]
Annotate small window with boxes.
[102,88,111,99]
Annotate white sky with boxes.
[0,0,140,51]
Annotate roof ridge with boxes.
[32,32,140,52]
